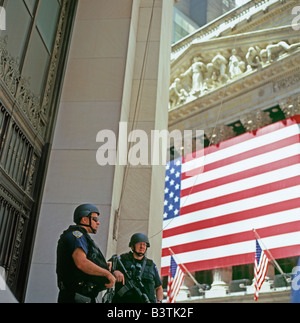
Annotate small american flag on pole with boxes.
[167,255,185,303]
[254,239,269,301]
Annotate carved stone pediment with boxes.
[169,25,300,113]
[171,0,296,62]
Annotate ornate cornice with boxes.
[41,0,69,137]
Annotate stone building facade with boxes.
[0,0,173,302]
[167,0,300,297]
[0,0,299,303]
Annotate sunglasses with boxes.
[91,216,100,222]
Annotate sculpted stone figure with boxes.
[212,53,229,83]
[169,78,188,108]
[205,63,219,89]
[181,57,207,96]
[260,41,300,63]
[228,49,245,79]
[246,46,261,69]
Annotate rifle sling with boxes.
[139,257,147,279]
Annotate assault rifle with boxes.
[102,255,118,303]
[104,254,151,303]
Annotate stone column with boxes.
[206,267,232,298]
[26,0,173,302]
[106,0,174,270]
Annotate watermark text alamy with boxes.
[96,122,204,167]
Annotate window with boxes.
[24,0,38,15]
[2,0,32,62]
[36,0,60,51]
[22,28,50,96]
[2,0,62,96]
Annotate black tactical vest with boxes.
[115,252,157,303]
[56,225,109,296]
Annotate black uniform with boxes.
[113,251,162,303]
[56,225,109,303]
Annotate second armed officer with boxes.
[112,233,163,303]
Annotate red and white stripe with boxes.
[161,116,300,276]
[167,264,185,303]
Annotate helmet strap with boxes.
[79,215,96,234]
[132,246,146,257]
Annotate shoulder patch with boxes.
[72,231,83,238]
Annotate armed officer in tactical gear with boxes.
[56,204,116,303]
[112,233,163,303]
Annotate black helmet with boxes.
[129,233,150,248]
[73,204,99,224]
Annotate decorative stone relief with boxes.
[280,94,300,118]
[273,72,300,92]
[0,0,69,140]
[228,49,246,79]
[0,186,26,215]
[259,41,300,64]
[205,124,235,146]
[201,108,273,147]
[7,214,27,290]
[0,36,43,135]
[25,153,38,197]
[169,40,300,109]
[41,0,69,136]
[240,109,272,132]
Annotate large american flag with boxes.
[254,239,269,301]
[161,115,300,276]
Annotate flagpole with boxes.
[252,228,289,284]
[168,248,199,286]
